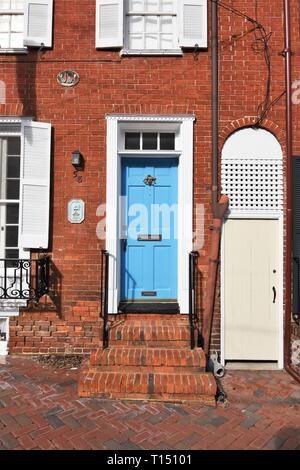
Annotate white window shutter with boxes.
[96,0,123,48]
[19,122,51,250]
[23,0,53,48]
[179,0,208,48]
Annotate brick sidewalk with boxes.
[0,356,299,450]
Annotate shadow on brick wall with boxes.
[16,51,37,117]
[26,260,63,317]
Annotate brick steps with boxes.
[78,315,216,405]
[108,317,191,348]
[109,320,191,338]
[78,369,217,405]
[90,346,206,369]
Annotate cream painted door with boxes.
[224,219,279,361]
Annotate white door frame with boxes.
[105,114,195,314]
[221,212,284,369]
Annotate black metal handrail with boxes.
[0,256,50,304]
[101,250,109,349]
[293,256,300,323]
[189,251,200,350]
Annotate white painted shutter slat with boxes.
[19,122,51,249]
[23,0,53,48]
[96,0,123,48]
[179,0,207,48]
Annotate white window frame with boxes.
[105,114,195,314]
[123,0,183,56]
[0,138,22,260]
[0,118,31,313]
[0,1,27,54]
[0,117,30,260]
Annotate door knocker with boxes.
[143,175,156,186]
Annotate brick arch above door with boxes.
[219,117,286,154]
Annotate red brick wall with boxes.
[9,301,102,354]
[0,0,298,355]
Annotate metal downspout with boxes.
[202,0,229,358]
[212,0,219,211]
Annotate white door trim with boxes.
[220,213,284,369]
[105,114,195,314]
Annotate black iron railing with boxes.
[189,251,200,350]
[293,257,300,323]
[101,250,110,349]
[0,256,50,304]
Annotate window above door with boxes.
[96,0,208,54]
[125,131,175,150]
[117,120,182,153]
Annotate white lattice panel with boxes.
[221,159,283,212]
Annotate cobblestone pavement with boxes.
[0,356,299,450]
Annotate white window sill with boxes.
[0,48,28,55]
[0,302,25,314]
[121,49,183,56]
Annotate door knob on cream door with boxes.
[272,286,277,304]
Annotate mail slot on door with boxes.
[137,235,162,241]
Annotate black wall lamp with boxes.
[71,150,84,183]
[71,150,83,168]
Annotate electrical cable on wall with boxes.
[210,0,279,126]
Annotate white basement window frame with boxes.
[0,0,27,54]
[96,0,208,54]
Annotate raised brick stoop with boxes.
[78,315,217,406]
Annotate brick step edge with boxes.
[109,325,191,343]
[78,390,216,406]
[109,340,191,348]
[90,347,206,369]
[78,370,217,401]
[85,366,206,374]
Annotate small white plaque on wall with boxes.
[68,199,85,224]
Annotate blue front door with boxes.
[121,157,178,301]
